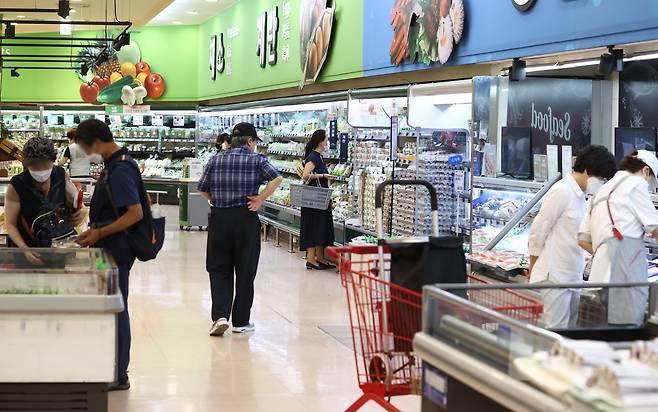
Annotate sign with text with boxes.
[507,78,592,160]
[329,119,338,150]
[152,115,164,127]
[339,132,349,164]
[173,115,185,127]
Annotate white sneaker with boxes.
[209,318,230,336]
[232,323,255,334]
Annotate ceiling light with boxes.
[70,9,76,13]
[625,52,658,62]
[186,10,198,15]
[11,68,20,78]
[206,0,219,2]
[16,15,25,19]
[172,21,183,25]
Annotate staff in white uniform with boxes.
[529,145,616,329]
[578,150,658,326]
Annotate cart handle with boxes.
[375,179,438,211]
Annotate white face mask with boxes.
[585,177,605,195]
[29,167,52,183]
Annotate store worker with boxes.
[300,129,336,270]
[579,150,658,327]
[529,145,617,329]
[74,119,145,391]
[58,128,102,178]
[216,132,231,151]
[5,137,85,254]
[198,122,283,337]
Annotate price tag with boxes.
[454,170,465,192]
[95,114,106,122]
[132,115,144,126]
[547,145,559,179]
[47,115,59,125]
[152,115,164,126]
[173,115,185,127]
[63,114,74,125]
[110,115,122,126]
[561,145,573,178]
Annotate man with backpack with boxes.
[75,119,147,391]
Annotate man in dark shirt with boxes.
[199,122,282,336]
[75,119,145,391]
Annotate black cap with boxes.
[232,122,261,141]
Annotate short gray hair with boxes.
[23,137,57,165]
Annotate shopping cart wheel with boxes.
[367,353,392,385]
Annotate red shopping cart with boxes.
[328,244,422,412]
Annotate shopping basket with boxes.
[290,182,332,210]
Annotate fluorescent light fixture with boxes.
[70,9,76,13]
[524,59,599,73]
[205,0,219,2]
[172,21,183,25]
[16,15,25,18]
[625,52,658,62]
[186,10,198,15]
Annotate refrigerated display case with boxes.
[469,175,559,279]
[0,248,123,411]
[414,282,658,412]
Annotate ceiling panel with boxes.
[0,0,174,33]
[147,0,238,26]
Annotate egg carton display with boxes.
[352,140,391,168]
[360,168,391,232]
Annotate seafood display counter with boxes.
[0,248,123,412]
[469,175,559,280]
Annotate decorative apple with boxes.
[144,73,165,99]
[135,61,151,76]
[91,75,110,90]
[80,82,99,103]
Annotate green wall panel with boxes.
[196,0,364,101]
[1,26,199,103]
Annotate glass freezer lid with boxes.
[0,248,116,296]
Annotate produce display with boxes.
[470,249,528,271]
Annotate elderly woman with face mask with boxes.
[5,137,84,252]
[579,150,658,326]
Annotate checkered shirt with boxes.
[198,147,280,208]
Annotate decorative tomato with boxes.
[80,82,100,103]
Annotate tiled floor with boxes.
[109,206,419,412]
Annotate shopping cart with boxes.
[328,244,422,412]
[328,179,450,412]
[467,274,543,324]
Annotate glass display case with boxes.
[0,248,123,385]
[469,175,559,278]
[415,282,658,412]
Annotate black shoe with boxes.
[318,261,336,270]
[306,262,322,270]
[108,378,130,391]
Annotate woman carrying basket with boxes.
[300,129,336,270]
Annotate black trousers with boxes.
[207,206,261,327]
[117,261,134,381]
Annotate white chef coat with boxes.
[578,171,658,283]
[579,171,658,241]
[529,173,586,283]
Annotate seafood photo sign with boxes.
[390,0,465,66]
[299,0,335,89]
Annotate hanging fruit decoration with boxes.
[77,39,166,105]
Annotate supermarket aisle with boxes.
[109,206,418,412]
